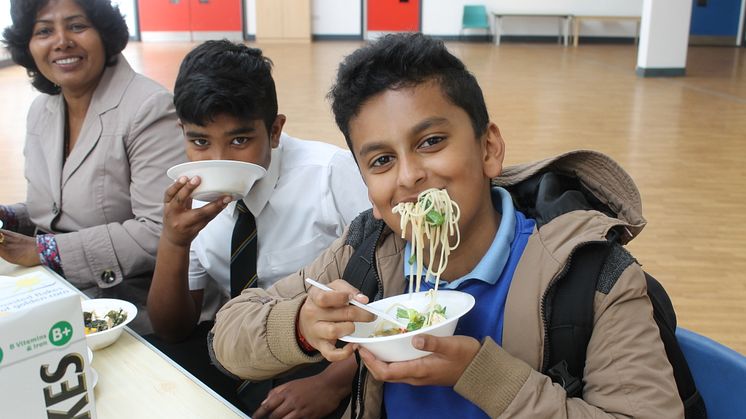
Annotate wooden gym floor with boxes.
[1,41,744,354]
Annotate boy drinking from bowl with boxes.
[146,40,370,416]
[210,33,683,418]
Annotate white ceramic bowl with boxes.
[86,347,98,389]
[90,367,99,389]
[81,298,137,351]
[166,160,267,202]
[340,290,475,362]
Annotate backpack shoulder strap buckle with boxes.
[547,360,583,398]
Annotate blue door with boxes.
[690,0,742,40]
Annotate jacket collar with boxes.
[42,55,136,187]
[493,150,646,242]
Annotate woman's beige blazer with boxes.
[11,55,186,330]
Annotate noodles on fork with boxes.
[387,188,460,331]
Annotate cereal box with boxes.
[0,270,96,418]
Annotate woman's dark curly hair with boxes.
[2,0,129,95]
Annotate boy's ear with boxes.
[482,122,505,179]
[269,115,286,148]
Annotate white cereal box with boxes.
[0,270,97,418]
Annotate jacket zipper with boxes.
[540,240,607,373]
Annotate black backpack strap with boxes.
[342,209,385,300]
[342,228,383,300]
[342,211,385,419]
[546,238,707,418]
[646,274,707,419]
[545,242,609,397]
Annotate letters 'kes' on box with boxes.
[0,270,97,418]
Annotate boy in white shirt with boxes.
[147,40,370,416]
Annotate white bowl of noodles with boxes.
[340,290,475,362]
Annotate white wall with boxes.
[111,0,138,39]
[244,0,256,36]
[0,0,12,33]
[424,0,644,37]
[487,0,642,15]
[1,0,13,61]
[313,0,362,36]
[244,0,644,38]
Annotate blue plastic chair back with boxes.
[676,328,746,419]
[462,5,489,30]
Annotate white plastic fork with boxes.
[304,278,410,329]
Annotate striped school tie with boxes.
[230,199,258,297]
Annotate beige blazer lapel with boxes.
[61,55,135,186]
[41,95,65,207]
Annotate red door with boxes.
[138,0,242,42]
[189,0,242,33]
[368,0,420,32]
[138,0,190,34]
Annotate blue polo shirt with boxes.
[385,187,536,419]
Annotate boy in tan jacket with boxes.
[210,33,683,418]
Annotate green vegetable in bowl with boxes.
[84,308,128,334]
[397,304,447,332]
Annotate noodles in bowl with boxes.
[339,290,475,362]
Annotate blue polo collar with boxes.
[404,187,516,290]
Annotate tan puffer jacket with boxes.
[210,150,683,418]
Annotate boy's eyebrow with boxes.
[184,126,256,138]
[184,129,209,138]
[358,142,387,158]
[224,126,256,136]
[409,117,449,136]
[357,117,450,157]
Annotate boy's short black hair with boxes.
[174,40,278,132]
[329,32,489,151]
[2,0,129,95]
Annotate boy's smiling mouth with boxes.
[394,188,447,207]
[394,195,420,206]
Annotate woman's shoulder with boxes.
[120,72,173,107]
[100,57,173,108]
[26,93,61,127]
[129,72,172,98]
[108,72,174,122]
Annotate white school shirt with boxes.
[188,133,370,318]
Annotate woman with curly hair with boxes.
[0,0,185,333]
